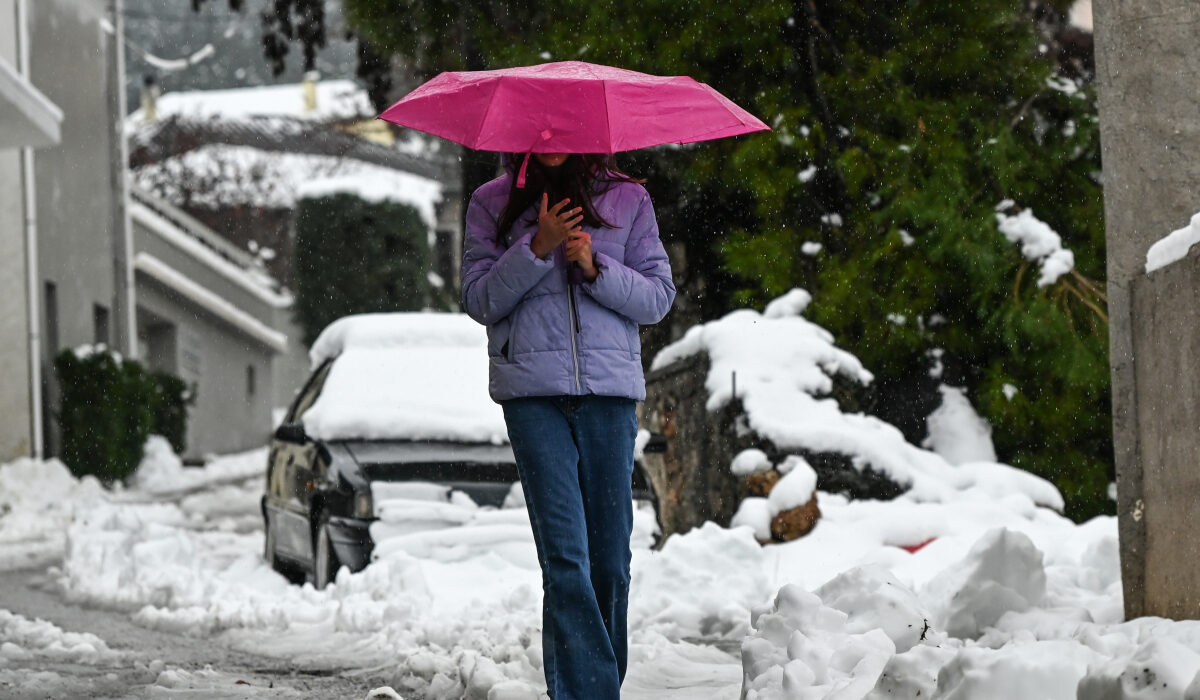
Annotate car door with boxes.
[267,360,332,562]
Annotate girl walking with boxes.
[461,151,675,699]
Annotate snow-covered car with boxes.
[261,312,657,588]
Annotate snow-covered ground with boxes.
[0,421,1139,700]
[1,291,1193,700]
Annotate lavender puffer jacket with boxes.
[461,173,676,402]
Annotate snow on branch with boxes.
[995,205,1075,287]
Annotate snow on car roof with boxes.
[302,313,507,444]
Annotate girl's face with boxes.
[534,152,570,167]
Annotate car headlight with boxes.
[352,490,374,519]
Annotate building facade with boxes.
[1,0,63,461]
[2,0,309,465]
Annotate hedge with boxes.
[54,347,194,484]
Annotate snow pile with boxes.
[741,524,1126,699]
[651,288,1061,509]
[303,313,507,444]
[131,438,266,496]
[0,609,122,666]
[924,528,1047,639]
[630,523,772,641]
[995,207,1075,287]
[923,385,998,465]
[741,568,943,700]
[1146,210,1200,274]
[132,145,442,227]
[0,458,104,570]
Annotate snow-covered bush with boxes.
[54,347,192,484]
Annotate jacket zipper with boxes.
[566,277,583,393]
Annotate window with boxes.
[93,304,110,347]
[246,364,256,398]
[288,360,333,424]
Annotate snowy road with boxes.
[0,448,742,699]
[0,565,383,699]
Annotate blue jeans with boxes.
[502,395,637,700]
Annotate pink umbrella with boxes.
[378,60,769,186]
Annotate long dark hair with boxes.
[497,153,645,238]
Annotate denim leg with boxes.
[502,397,622,700]
[572,396,637,683]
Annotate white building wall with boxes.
[29,0,124,455]
[0,0,33,460]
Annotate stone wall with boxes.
[642,351,905,541]
[639,353,742,538]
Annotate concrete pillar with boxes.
[1093,0,1200,619]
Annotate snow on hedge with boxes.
[1146,210,1200,273]
[302,313,507,444]
[126,80,372,124]
[132,145,442,227]
[650,288,1062,510]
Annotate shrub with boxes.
[54,347,194,484]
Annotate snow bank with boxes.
[132,438,267,496]
[0,458,104,570]
[303,313,507,443]
[1146,210,1200,274]
[995,207,1075,287]
[742,522,1128,699]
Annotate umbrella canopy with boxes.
[377,61,770,155]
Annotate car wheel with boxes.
[264,512,305,585]
[313,511,341,590]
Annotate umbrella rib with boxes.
[601,80,613,154]
[472,76,504,150]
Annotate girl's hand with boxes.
[565,231,598,282]
[531,193,583,258]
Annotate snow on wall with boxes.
[650,288,1063,510]
[1146,210,1200,273]
[302,313,506,443]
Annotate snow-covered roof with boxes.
[132,144,442,225]
[126,79,372,124]
[302,313,506,444]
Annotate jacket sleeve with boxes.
[460,189,555,325]
[580,188,676,325]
